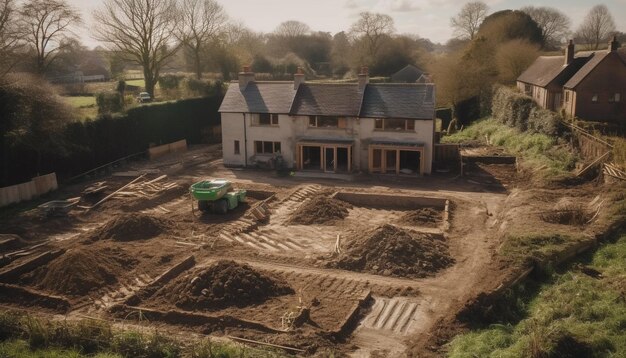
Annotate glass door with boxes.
[325,147,336,172]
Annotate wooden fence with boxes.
[564,122,613,161]
[148,139,188,160]
[0,173,58,208]
[434,144,460,163]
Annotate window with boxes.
[254,141,281,154]
[234,140,240,155]
[374,119,416,131]
[565,91,569,102]
[309,116,340,128]
[256,113,279,126]
[592,94,598,102]
[524,84,531,95]
[609,93,621,103]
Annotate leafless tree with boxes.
[94,0,180,97]
[521,6,571,48]
[349,12,395,60]
[177,0,227,79]
[576,5,616,50]
[274,20,310,38]
[450,1,488,40]
[18,0,82,75]
[0,0,20,77]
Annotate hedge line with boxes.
[492,86,561,136]
[1,95,223,186]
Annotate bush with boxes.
[158,75,183,90]
[96,92,124,114]
[492,86,537,131]
[184,79,224,98]
[528,107,561,136]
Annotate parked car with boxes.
[137,92,151,103]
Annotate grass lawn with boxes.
[62,96,98,121]
[63,96,96,108]
[125,79,145,88]
[447,233,626,358]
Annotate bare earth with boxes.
[0,145,611,357]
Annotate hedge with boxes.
[492,86,536,131]
[1,95,223,186]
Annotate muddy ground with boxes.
[0,145,614,357]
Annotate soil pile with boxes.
[90,214,171,242]
[330,224,454,278]
[26,247,136,296]
[159,260,293,310]
[397,208,442,228]
[288,196,352,225]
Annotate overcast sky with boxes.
[68,0,626,49]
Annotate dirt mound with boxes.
[25,247,136,296]
[288,196,352,225]
[90,214,171,241]
[158,260,293,310]
[397,208,442,228]
[330,225,454,278]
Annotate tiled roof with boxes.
[391,64,424,83]
[218,82,297,114]
[517,55,591,87]
[219,81,435,120]
[290,83,363,117]
[360,84,434,119]
[564,49,626,89]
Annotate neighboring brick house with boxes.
[517,37,626,123]
[218,67,436,176]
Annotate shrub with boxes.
[492,86,536,131]
[96,92,124,114]
[158,75,183,90]
[528,107,561,136]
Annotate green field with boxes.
[125,79,145,88]
[63,96,98,120]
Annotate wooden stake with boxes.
[87,174,146,211]
[226,336,306,353]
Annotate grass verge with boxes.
[447,233,626,358]
[0,312,289,358]
[443,118,578,178]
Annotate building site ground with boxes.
[0,143,624,358]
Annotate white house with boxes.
[218,67,436,176]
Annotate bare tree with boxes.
[576,4,616,50]
[350,12,395,60]
[94,0,179,97]
[521,6,570,48]
[178,0,227,80]
[0,0,20,77]
[18,0,82,75]
[274,20,310,38]
[451,1,488,40]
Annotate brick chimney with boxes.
[238,66,255,91]
[609,35,619,52]
[564,40,575,66]
[358,66,369,91]
[294,67,305,90]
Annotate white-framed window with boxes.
[234,140,240,155]
[565,91,570,102]
[254,141,281,154]
[253,113,279,126]
[308,116,346,128]
[524,84,531,95]
[592,94,598,102]
[374,119,416,131]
